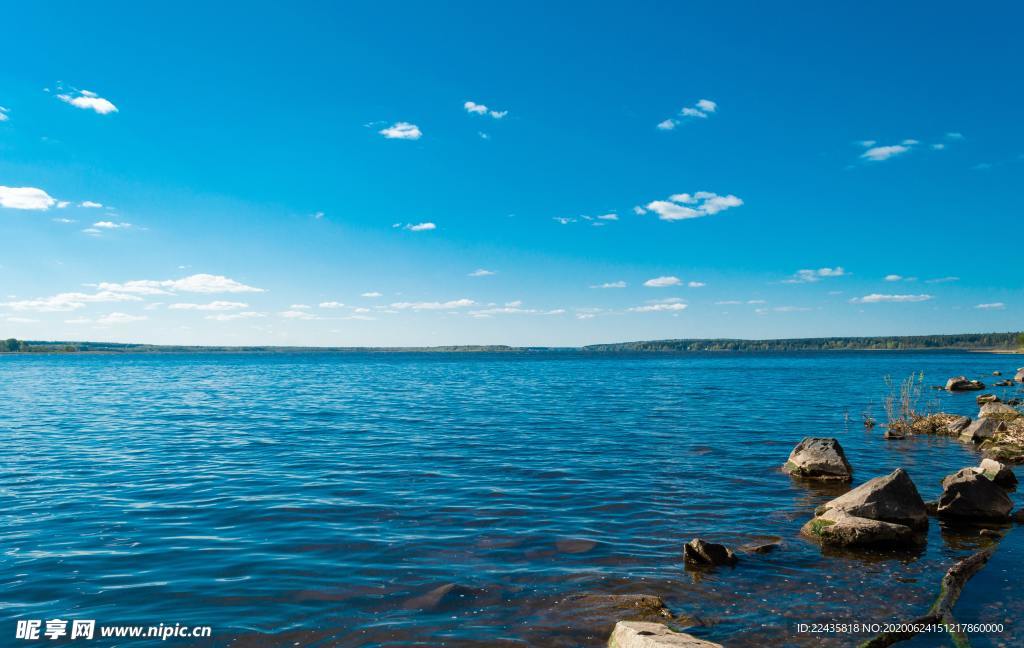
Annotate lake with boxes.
[1,351,1021,646]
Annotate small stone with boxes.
[608,621,723,648]
[683,538,737,566]
[976,393,1000,405]
[946,376,985,391]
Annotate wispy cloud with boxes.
[1,291,141,312]
[169,301,249,311]
[396,222,435,231]
[850,293,933,303]
[658,98,717,130]
[638,191,743,221]
[361,291,382,298]
[206,311,265,321]
[0,106,9,122]
[861,143,912,161]
[924,276,959,284]
[628,302,688,313]
[784,267,847,283]
[391,299,475,310]
[468,269,495,277]
[591,281,626,289]
[0,186,57,210]
[974,302,1005,310]
[93,220,131,229]
[97,274,265,295]
[643,275,682,288]
[464,101,507,119]
[378,122,422,140]
[80,200,103,208]
[56,88,118,115]
[96,312,146,324]
[318,301,346,309]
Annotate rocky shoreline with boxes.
[594,367,1024,647]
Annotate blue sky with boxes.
[1,2,1021,346]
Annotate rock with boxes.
[993,371,1002,376]
[1015,368,1024,383]
[1013,509,1024,524]
[946,376,985,391]
[994,379,1014,387]
[976,393,1000,405]
[924,500,939,514]
[959,417,1007,443]
[738,538,782,554]
[979,529,1001,538]
[782,437,853,482]
[975,458,1017,489]
[937,469,1013,521]
[884,426,907,440]
[404,583,488,611]
[814,468,928,530]
[556,593,674,623]
[608,621,723,648]
[945,416,972,436]
[979,402,1019,418]
[802,468,928,547]
[683,538,737,566]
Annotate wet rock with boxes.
[683,538,737,566]
[802,469,928,548]
[404,583,488,611]
[976,393,1000,405]
[945,416,972,436]
[608,621,723,648]
[782,437,853,482]
[979,529,1001,538]
[959,417,1007,443]
[937,469,1013,521]
[555,537,598,554]
[1015,368,1024,383]
[946,376,985,391]
[975,458,1017,489]
[1014,509,1024,524]
[555,593,673,623]
[994,379,1014,387]
[738,538,782,554]
[979,402,1019,418]
[924,500,939,514]
[993,371,1002,376]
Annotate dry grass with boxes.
[883,373,925,433]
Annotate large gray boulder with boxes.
[945,416,972,436]
[937,469,1013,520]
[979,402,1019,418]
[946,376,985,391]
[608,621,723,648]
[976,458,1018,489]
[782,437,853,482]
[1015,368,1024,383]
[959,417,1007,443]
[802,468,928,547]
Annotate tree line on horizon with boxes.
[1,333,1022,354]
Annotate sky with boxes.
[0,1,1021,347]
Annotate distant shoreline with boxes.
[2,332,1022,355]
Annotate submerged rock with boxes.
[975,458,1018,489]
[608,621,723,648]
[802,468,928,547]
[555,593,674,623]
[782,437,853,482]
[946,376,985,391]
[979,402,1019,418]
[994,379,1014,387]
[683,538,737,567]
[959,417,1007,443]
[937,469,1013,521]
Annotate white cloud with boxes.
[696,99,717,113]
[93,220,131,229]
[318,301,346,309]
[52,218,76,224]
[656,119,676,130]
[946,132,964,140]
[289,304,311,309]
[391,299,475,310]
[632,206,647,215]
[925,276,959,284]
[628,302,688,313]
[57,89,118,115]
[850,293,933,303]
[80,201,103,208]
[361,291,382,298]
[169,301,249,311]
[378,122,422,140]
[884,274,903,282]
[0,186,57,210]
[644,275,682,288]
[1,290,141,312]
[404,222,436,231]
[591,281,626,289]
[553,217,576,225]
[688,281,705,288]
[6,316,37,323]
[468,269,496,277]
[784,267,847,283]
[931,143,946,150]
[206,311,265,321]
[0,106,9,121]
[974,302,1005,310]
[861,144,911,161]
[643,191,743,221]
[597,213,618,221]
[464,101,507,119]
[280,310,320,320]
[96,312,146,324]
[98,274,264,294]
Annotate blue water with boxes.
[1,351,1021,647]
